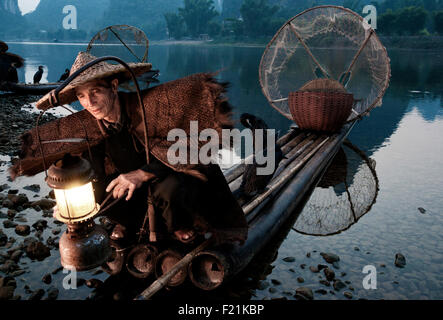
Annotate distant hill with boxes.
[24,0,110,33]
[1,0,20,15]
[0,0,26,38]
[220,0,382,20]
[98,0,183,39]
[3,0,441,41]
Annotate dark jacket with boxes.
[90,102,248,244]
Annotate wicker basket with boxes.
[289,79,353,132]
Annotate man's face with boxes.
[75,79,118,120]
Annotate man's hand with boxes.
[106,169,155,201]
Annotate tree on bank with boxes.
[164,12,186,40]
[240,0,280,37]
[378,6,428,35]
[434,10,443,34]
[396,6,428,35]
[178,0,219,37]
[378,9,398,35]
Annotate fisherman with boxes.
[0,41,24,83]
[24,52,247,245]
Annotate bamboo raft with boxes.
[132,121,356,299]
[0,82,62,95]
[0,70,160,95]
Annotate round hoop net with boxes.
[86,25,149,63]
[259,6,391,123]
[86,25,158,91]
[292,140,379,236]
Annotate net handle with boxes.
[288,22,330,79]
[86,25,149,63]
[340,29,374,85]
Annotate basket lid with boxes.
[259,5,391,122]
[299,78,347,93]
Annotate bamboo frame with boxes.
[224,128,300,183]
[86,25,149,63]
[135,130,334,299]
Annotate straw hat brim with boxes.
[36,62,152,110]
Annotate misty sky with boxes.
[17,0,40,15]
[16,0,224,15]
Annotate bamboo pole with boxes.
[228,133,314,192]
[242,136,329,216]
[228,133,311,191]
[244,135,326,224]
[224,128,300,183]
[288,22,329,78]
[273,135,323,178]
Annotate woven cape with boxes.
[10,73,234,180]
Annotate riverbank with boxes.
[4,36,443,50]
[209,35,443,50]
[0,95,59,156]
[380,36,443,50]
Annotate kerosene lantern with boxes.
[46,153,111,271]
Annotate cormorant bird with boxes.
[33,66,44,84]
[58,69,70,82]
[237,113,284,199]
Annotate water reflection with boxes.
[406,93,443,122]
[293,141,379,236]
[23,61,49,84]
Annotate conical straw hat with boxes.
[36,51,152,110]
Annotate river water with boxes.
[1,42,442,300]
